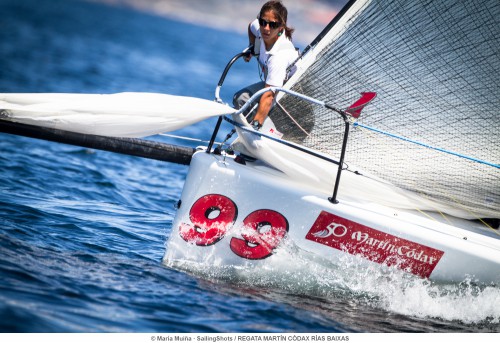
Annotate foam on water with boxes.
[166,238,500,326]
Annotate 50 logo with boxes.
[179,194,289,259]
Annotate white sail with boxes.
[234,0,500,220]
[230,113,490,220]
[0,92,235,138]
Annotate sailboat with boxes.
[1,0,499,285]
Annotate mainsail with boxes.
[241,0,500,220]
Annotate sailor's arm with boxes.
[252,85,274,126]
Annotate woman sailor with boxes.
[233,0,299,131]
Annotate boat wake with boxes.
[165,239,500,328]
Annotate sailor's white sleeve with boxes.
[249,19,260,37]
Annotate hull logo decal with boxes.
[306,211,444,278]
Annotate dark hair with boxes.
[259,0,294,39]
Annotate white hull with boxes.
[163,151,500,285]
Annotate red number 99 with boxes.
[230,209,289,259]
[179,194,237,246]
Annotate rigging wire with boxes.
[353,122,500,169]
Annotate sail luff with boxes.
[281,0,371,97]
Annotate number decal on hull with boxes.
[179,194,237,246]
[179,195,288,259]
[230,210,288,259]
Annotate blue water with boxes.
[1,0,499,333]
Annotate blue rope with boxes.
[353,122,500,169]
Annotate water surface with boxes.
[0,0,499,333]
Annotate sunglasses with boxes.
[258,17,281,29]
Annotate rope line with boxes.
[353,122,500,169]
[276,101,311,137]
